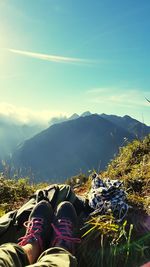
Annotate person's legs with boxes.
[0,200,53,267]
[0,201,80,267]
[27,201,80,267]
[28,247,77,267]
[0,243,29,267]
[18,200,53,264]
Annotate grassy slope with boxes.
[0,135,150,266]
[102,134,150,214]
[75,135,150,267]
[0,177,48,216]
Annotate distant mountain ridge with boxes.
[49,111,92,125]
[0,118,44,160]
[100,114,150,138]
[11,113,150,182]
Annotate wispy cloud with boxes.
[8,49,92,65]
[86,87,150,108]
[0,102,67,125]
[86,87,115,94]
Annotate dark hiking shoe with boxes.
[51,201,81,254]
[18,200,53,253]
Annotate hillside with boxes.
[0,118,44,161]
[1,135,149,213]
[102,134,150,214]
[11,114,150,182]
[0,135,150,267]
[74,135,150,267]
[100,114,150,138]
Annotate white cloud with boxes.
[8,49,91,65]
[0,103,67,125]
[86,87,112,94]
[86,87,150,108]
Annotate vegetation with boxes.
[0,135,149,266]
[75,135,150,267]
[66,173,88,187]
[0,176,48,216]
[102,134,150,214]
[103,134,150,180]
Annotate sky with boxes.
[0,0,149,125]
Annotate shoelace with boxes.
[18,217,44,252]
[51,219,81,249]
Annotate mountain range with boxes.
[0,118,45,161]
[11,113,150,182]
[0,111,92,162]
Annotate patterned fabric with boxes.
[88,173,129,222]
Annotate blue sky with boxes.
[0,0,149,125]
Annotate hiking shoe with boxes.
[18,200,53,253]
[51,201,80,254]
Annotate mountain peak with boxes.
[68,113,80,120]
[81,111,92,117]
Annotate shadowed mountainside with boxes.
[0,118,44,160]
[11,114,150,182]
[0,135,150,267]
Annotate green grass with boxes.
[77,212,150,267]
[76,135,150,266]
[0,176,48,214]
[0,135,149,266]
[102,134,150,215]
